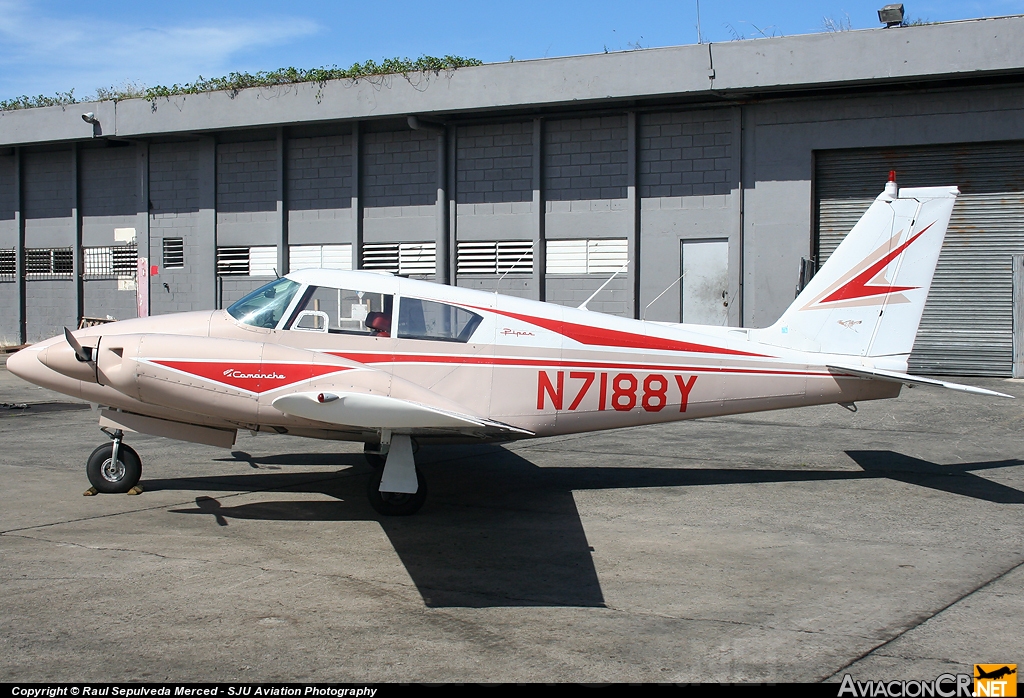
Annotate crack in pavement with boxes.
[824,556,1024,681]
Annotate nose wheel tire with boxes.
[86,442,142,494]
[367,466,427,516]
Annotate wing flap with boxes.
[827,364,1014,398]
[271,391,534,434]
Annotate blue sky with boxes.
[1,0,1022,101]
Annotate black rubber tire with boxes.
[363,443,386,468]
[86,442,142,494]
[366,465,427,516]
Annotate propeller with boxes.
[64,327,93,363]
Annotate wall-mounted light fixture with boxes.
[81,111,101,138]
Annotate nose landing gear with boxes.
[86,428,143,494]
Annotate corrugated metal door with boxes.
[815,142,1024,376]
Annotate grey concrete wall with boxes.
[543,116,631,243]
[150,140,213,315]
[0,283,18,345]
[544,116,627,201]
[363,129,436,208]
[637,109,741,323]
[362,129,437,244]
[639,111,733,198]
[22,150,73,248]
[741,84,1024,328]
[216,140,277,246]
[6,72,1024,338]
[0,154,15,240]
[219,277,269,308]
[545,199,630,239]
[0,155,18,343]
[456,276,536,299]
[80,145,141,321]
[22,150,76,340]
[25,280,76,343]
[83,280,137,321]
[545,276,630,317]
[287,133,353,245]
[455,121,534,242]
[80,145,138,245]
[457,122,532,205]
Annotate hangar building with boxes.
[2,15,1024,375]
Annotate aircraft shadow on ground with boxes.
[149,446,1024,609]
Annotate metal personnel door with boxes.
[681,238,729,326]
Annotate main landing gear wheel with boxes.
[366,465,427,516]
[86,441,142,494]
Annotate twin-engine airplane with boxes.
[7,175,1011,515]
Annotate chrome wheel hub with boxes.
[101,457,125,483]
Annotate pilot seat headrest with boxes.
[364,312,391,336]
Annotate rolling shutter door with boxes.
[815,142,1024,376]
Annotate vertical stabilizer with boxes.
[755,176,958,368]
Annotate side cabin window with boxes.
[289,285,394,336]
[397,298,482,343]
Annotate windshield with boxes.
[227,278,301,328]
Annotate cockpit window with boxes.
[288,285,393,336]
[227,278,301,328]
[397,298,483,343]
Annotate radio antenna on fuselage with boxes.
[578,260,629,311]
[495,243,535,296]
[642,271,686,321]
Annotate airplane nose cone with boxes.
[6,345,41,382]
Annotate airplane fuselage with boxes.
[11,269,899,446]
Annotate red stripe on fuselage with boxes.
[150,360,351,394]
[329,352,834,377]
[462,305,770,358]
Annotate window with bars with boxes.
[25,247,74,279]
[456,240,534,275]
[289,244,353,272]
[362,242,436,276]
[217,246,278,277]
[0,249,14,282]
[546,238,628,274]
[162,238,184,269]
[83,244,138,280]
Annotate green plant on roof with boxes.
[0,55,484,111]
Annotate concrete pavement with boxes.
[1,354,1022,683]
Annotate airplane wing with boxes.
[271,391,534,436]
[827,364,1014,398]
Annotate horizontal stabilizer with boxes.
[827,365,1014,398]
[272,391,534,434]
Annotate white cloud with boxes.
[0,0,319,99]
